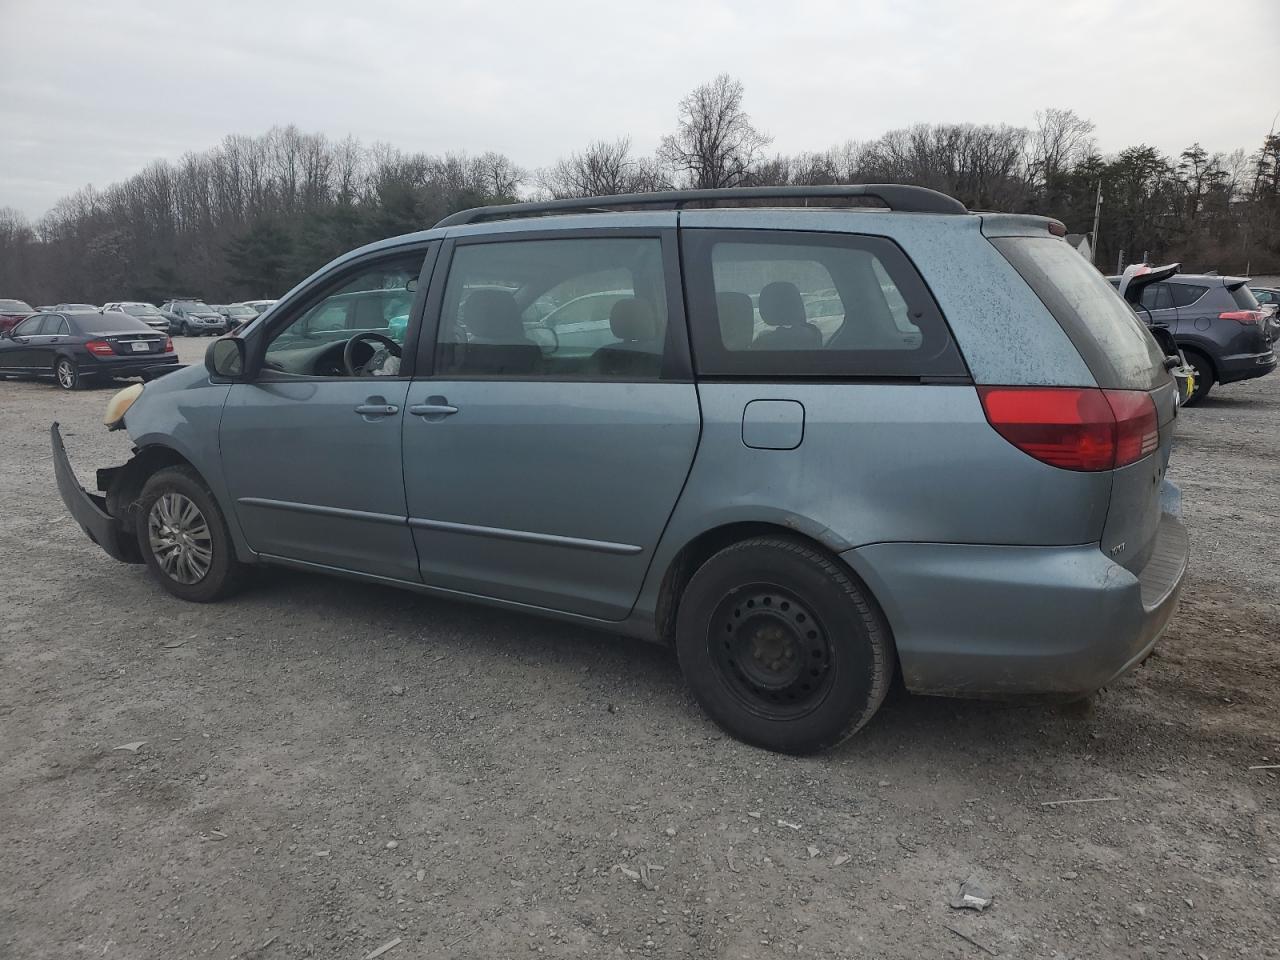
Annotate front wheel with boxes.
[54,357,84,391]
[135,466,246,602]
[675,536,894,754]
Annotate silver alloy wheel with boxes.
[146,492,213,584]
[56,360,76,389]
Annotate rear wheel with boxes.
[134,466,246,602]
[54,357,84,391]
[675,536,894,754]
[1183,351,1213,405]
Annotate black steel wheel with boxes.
[676,536,894,754]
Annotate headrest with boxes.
[758,281,807,328]
[609,297,658,342]
[716,291,754,350]
[461,289,522,340]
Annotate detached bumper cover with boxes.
[51,423,139,563]
[842,512,1189,698]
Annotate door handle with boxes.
[354,402,399,417]
[409,397,459,419]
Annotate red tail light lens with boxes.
[1219,310,1261,324]
[978,387,1158,471]
[163,336,175,353]
[85,339,114,357]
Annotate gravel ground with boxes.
[2,338,1278,959]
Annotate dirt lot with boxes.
[2,339,1278,959]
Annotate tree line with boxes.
[2,74,1278,305]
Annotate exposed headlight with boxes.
[104,382,144,430]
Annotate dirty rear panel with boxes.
[989,231,1179,574]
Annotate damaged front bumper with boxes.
[51,422,141,563]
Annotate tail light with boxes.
[85,339,114,357]
[1219,310,1262,324]
[978,386,1158,471]
[163,336,175,353]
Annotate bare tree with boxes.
[1029,108,1095,186]
[538,137,667,198]
[659,75,771,189]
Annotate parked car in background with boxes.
[102,301,170,332]
[0,298,35,333]
[1251,286,1280,339]
[53,184,1188,755]
[240,299,277,315]
[53,303,101,313]
[1107,271,1275,404]
[0,309,176,389]
[160,299,227,336]
[213,303,260,329]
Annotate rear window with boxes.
[991,237,1166,390]
[73,313,153,334]
[1230,284,1259,310]
[683,230,966,379]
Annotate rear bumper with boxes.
[841,512,1189,698]
[1217,348,1276,385]
[51,423,139,563]
[86,354,180,378]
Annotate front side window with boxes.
[436,237,669,379]
[263,252,424,377]
[1139,283,1173,310]
[684,230,964,378]
[1168,283,1207,308]
[13,315,44,336]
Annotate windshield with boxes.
[227,305,257,317]
[74,313,153,334]
[176,300,210,311]
[59,304,98,312]
[124,303,163,317]
[0,299,33,312]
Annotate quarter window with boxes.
[435,237,669,379]
[684,230,965,378]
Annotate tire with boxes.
[1183,351,1213,406]
[180,321,191,337]
[134,465,246,602]
[675,536,894,754]
[54,357,85,391]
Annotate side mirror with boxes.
[206,337,247,380]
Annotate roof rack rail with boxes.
[433,184,967,228]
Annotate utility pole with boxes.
[1090,180,1102,266]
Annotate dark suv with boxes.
[1108,273,1275,403]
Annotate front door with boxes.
[0,314,48,371]
[403,228,700,620]
[219,247,434,581]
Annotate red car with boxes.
[0,299,35,333]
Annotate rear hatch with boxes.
[987,235,1177,575]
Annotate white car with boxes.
[102,302,170,332]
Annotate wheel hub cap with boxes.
[711,587,834,719]
[147,492,213,584]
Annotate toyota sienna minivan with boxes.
[53,184,1189,754]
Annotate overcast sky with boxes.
[2,0,1277,220]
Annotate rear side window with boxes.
[1168,283,1207,308]
[991,237,1166,391]
[1230,284,1260,310]
[683,230,965,378]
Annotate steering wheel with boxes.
[343,332,402,377]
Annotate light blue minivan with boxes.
[54,185,1189,754]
